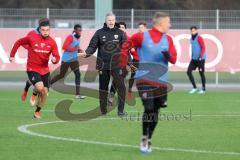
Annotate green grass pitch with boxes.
[0,89,240,160]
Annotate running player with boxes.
[127,21,147,100]
[187,26,206,94]
[21,18,50,106]
[9,20,60,118]
[50,24,86,99]
[131,12,177,153]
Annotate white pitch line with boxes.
[17,120,240,156]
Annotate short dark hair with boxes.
[119,22,126,29]
[38,18,49,26]
[190,26,198,30]
[138,21,147,27]
[74,24,82,30]
[39,18,50,27]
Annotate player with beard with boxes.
[187,26,206,94]
[9,20,60,118]
[21,18,50,106]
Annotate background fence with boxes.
[1,8,240,87]
[1,8,240,29]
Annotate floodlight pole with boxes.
[95,0,113,28]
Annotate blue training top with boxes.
[62,34,80,62]
[191,35,206,60]
[135,31,169,83]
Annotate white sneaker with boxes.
[147,140,152,153]
[75,95,86,99]
[140,136,151,154]
[198,90,206,94]
[189,88,198,94]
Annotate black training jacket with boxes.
[85,23,126,70]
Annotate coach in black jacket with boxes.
[85,12,127,116]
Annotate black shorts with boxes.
[137,84,168,109]
[27,71,50,88]
[188,59,205,72]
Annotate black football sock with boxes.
[128,73,135,92]
[24,80,32,92]
[142,112,150,137]
[142,121,149,137]
[148,109,159,139]
[110,83,116,95]
[74,70,81,95]
[187,70,197,88]
[199,71,206,91]
[148,121,158,139]
[35,105,41,112]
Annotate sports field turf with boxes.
[1,71,240,84]
[0,89,240,160]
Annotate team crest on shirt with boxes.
[40,43,45,48]
[102,36,106,41]
[114,35,119,39]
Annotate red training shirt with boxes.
[131,27,177,64]
[10,33,60,75]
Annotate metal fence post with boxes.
[215,72,219,87]
[216,9,219,30]
[215,9,219,87]
[131,8,134,29]
[28,20,31,28]
[199,21,202,29]
[46,8,50,19]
